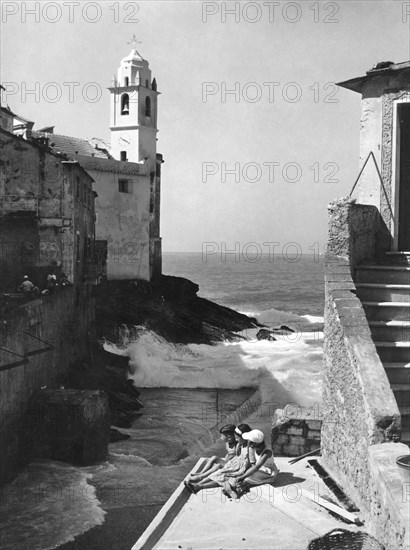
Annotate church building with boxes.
[33,41,163,281]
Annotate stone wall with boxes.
[327,197,391,267]
[271,404,322,457]
[367,443,410,550]
[79,155,152,281]
[322,256,400,508]
[0,288,94,483]
[322,197,408,548]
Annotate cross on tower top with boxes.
[128,35,142,50]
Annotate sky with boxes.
[1,0,409,253]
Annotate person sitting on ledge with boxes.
[59,272,71,287]
[234,428,279,496]
[185,424,254,496]
[187,424,237,484]
[46,273,58,294]
[189,423,255,496]
[18,275,39,297]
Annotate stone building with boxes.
[0,124,99,294]
[0,110,102,483]
[338,61,410,251]
[322,61,410,549]
[34,44,163,281]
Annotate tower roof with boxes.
[337,60,410,94]
[120,35,148,67]
[121,48,145,65]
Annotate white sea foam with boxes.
[239,307,323,329]
[105,326,323,407]
[301,314,325,324]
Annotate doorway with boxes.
[397,103,410,251]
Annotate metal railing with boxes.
[349,151,394,220]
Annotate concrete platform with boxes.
[133,457,366,550]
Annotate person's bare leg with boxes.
[191,480,219,494]
[189,459,220,480]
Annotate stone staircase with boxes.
[355,252,410,447]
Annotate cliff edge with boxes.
[95,275,259,345]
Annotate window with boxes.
[76,231,80,263]
[76,177,80,199]
[121,93,129,115]
[124,76,129,86]
[145,96,151,117]
[145,79,149,88]
[120,151,127,161]
[119,179,132,193]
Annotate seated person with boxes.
[188,424,237,483]
[46,273,58,294]
[59,272,71,287]
[235,429,279,495]
[186,424,253,495]
[18,276,39,296]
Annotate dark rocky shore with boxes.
[95,274,259,345]
[63,275,259,435]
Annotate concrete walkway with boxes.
[133,457,365,550]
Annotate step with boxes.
[355,283,410,302]
[361,301,410,322]
[355,266,410,284]
[369,321,410,342]
[376,342,410,363]
[401,430,410,446]
[385,251,410,266]
[398,404,410,417]
[383,362,410,385]
[392,384,410,407]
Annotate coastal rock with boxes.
[95,275,260,345]
[256,329,276,341]
[63,344,144,429]
[110,428,130,443]
[23,389,110,465]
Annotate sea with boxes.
[0,253,325,550]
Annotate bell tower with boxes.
[109,37,159,168]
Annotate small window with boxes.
[76,177,80,199]
[120,151,127,161]
[76,231,80,263]
[119,179,132,193]
[124,76,129,86]
[145,96,151,117]
[121,93,129,115]
[145,79,149,88]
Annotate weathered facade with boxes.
[338,61,410,251]
[322,61,410,550]
[0,120,102,483]
[0,130,98,291]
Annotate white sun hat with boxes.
[242,429,265,444]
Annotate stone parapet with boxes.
[271,404,322,457]
[367,443,410,550]
[327,197,391,267]
[322,254,401,508]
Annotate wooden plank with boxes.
[288,448,320,464]
[300,489,361,524]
